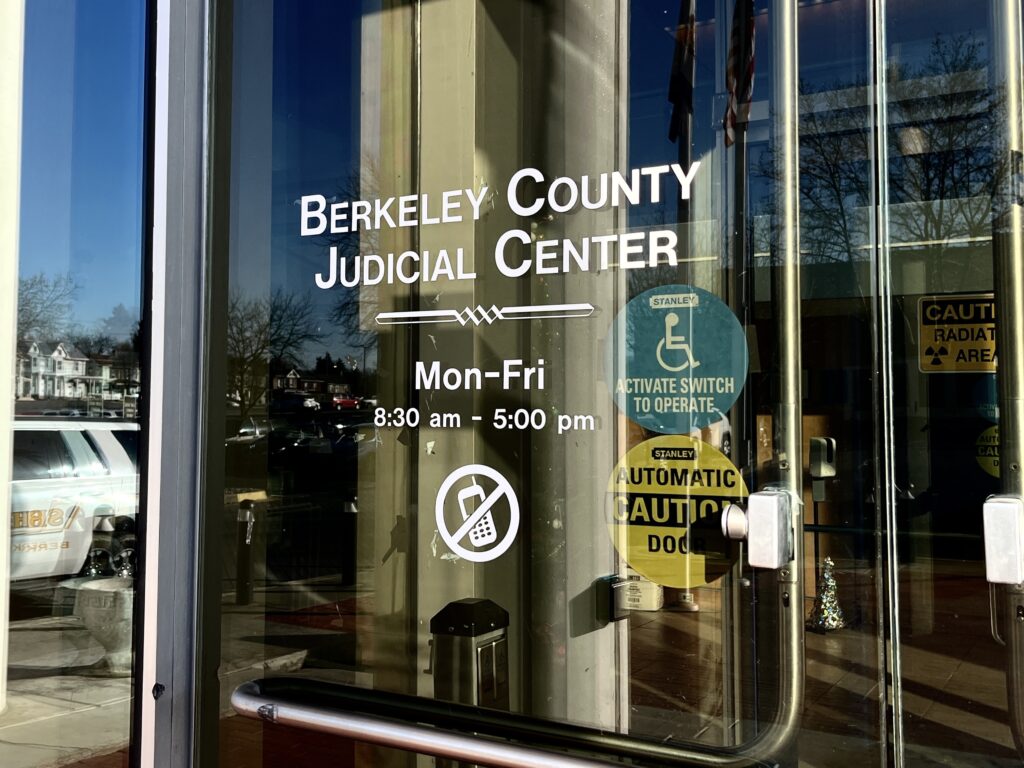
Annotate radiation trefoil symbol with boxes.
[925,345,949,366]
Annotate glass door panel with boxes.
[884,1,1022,764]
[1,3,149,767]
[198,1,1024,767]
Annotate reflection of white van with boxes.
[10,420,139,581]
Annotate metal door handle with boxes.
[231,678,788,767]
[990,583,1006,646]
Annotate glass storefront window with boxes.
[2,2,148,766]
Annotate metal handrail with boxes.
[232,681,615,768]
[231,678,781,768]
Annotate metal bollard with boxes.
[236,499,256,606]
[429,598,510,710]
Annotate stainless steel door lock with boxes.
[721,489,796,570]
[983,495,1024,584]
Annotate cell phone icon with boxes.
[457,478,497,547]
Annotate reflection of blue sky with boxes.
[15,0,990,344]
[271,0,360,329]
[19,1,145,333]
[230,0,367,365]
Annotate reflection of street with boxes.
[3,610,132,766]
[217,403,377,700]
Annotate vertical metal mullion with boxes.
[990,1,1024,759]
[769,0,805,759]
[0,0,25,722]
[130,0,159,762]
[868,0,903,765]
[140,0,210,765]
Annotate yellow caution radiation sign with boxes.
[918,293,996,373]
[607,435,746,588]
[977,425,999,478]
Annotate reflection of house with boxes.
[272,369,303,391]
[271,368,347,395]
[14,340,141,399]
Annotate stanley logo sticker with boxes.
[918,293,996,373]
[607,435,746,588]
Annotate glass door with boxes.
[885,1,1024,764]
[193,1,1024,766]
[1,2,150,767]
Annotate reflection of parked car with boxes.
[10,420,139,581]
[226,417,273,444]
[270,391,321,413]
[332,395,361,409]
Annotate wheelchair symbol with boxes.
[656,312,701,372]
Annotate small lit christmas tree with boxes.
[808,556,846,632]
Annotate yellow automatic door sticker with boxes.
[607,435,746,588]
[977,425,999,478]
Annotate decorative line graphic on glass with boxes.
[457,477,498,547]
[375,302,594,327]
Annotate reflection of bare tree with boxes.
[319,160,380,356]
[227,290,325,419]
[71,331,117,358]
[17,272,78,341]
[97,303,140,342]
[757,34,1000,284]
[784,85,872,266]
[887,35,1001,284]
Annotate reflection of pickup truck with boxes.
[10,420,139,581]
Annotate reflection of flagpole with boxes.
[725,0,755,281]
[668,0,696,231]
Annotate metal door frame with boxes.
[139,0,211,763]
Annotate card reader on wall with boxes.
[983,495,1024,584]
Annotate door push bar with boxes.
[232,681,617,768]
[231,678,790,768]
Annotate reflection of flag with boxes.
[723,0,755,147]
[668,0,696,143]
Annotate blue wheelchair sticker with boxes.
[606,284,748,434]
